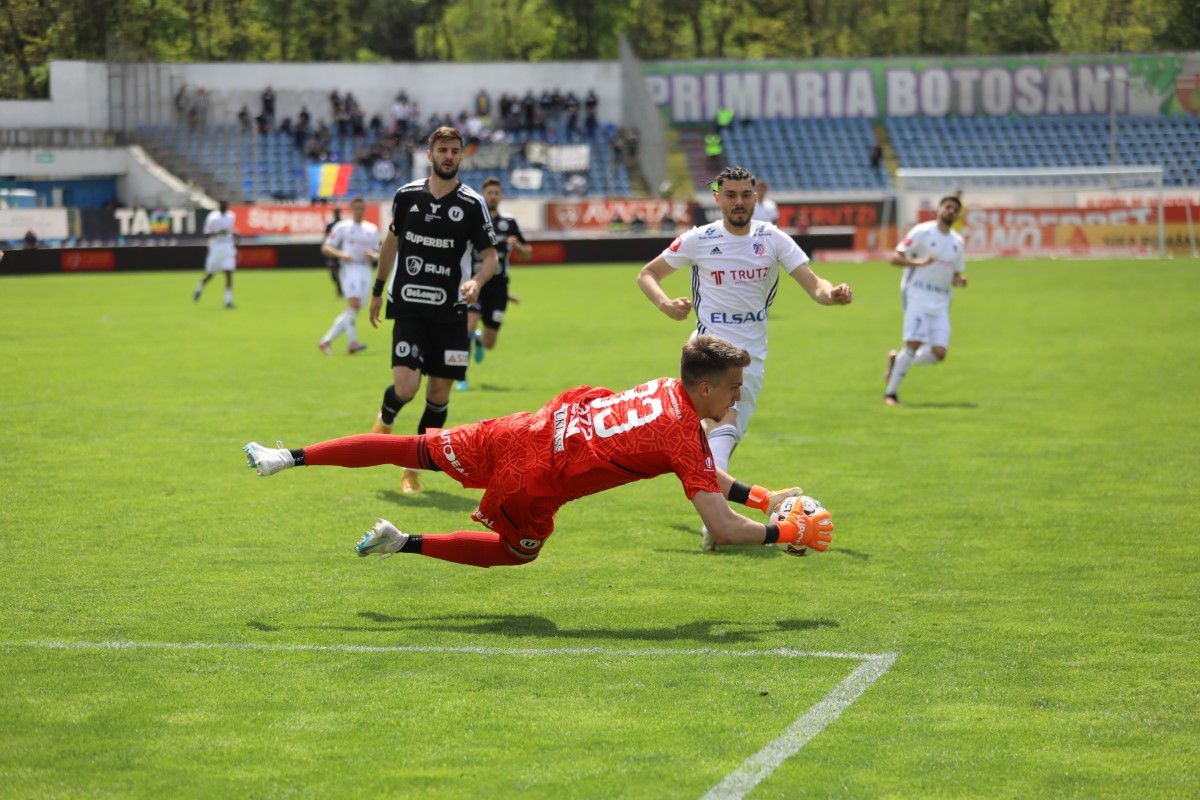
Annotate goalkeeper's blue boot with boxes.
[355,519,408,558]
[472,330,485,363]
[455,379,470,391]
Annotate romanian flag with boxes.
[308,163,354,198]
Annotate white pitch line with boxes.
[3,640,887,661]
[702,652,898,800]
[2,640,897,799]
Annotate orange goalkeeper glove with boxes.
[777,503,834,553]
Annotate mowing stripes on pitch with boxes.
[2,639,897,798]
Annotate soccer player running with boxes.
[457,177,531,391]
[318,197,378,355]
[244,335,833,566]
[367,126,499,494]
[192,199,237,308]
[883,194,967,406]
[636,166,852,550]
[751,179,779,224]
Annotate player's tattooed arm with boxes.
[369,230,399,328]
[637,255,692,320]
[789,264,853,306]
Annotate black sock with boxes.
[289,448,306,466]
[418,400,449,434]
[380,386,406,425]
[399,534,423,554]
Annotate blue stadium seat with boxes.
[886,114,1200,187]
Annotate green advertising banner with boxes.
[642,53,1200,124]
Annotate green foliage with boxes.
[2,0,1199,98]
[0,260,1198,795]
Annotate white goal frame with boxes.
[892,165,1167,258]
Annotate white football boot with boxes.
[243,441,295,477]
[701,525,718,552]
[355,519,408,558]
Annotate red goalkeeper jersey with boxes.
[515,377,721,502]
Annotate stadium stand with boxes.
[137,124,631,202]
[887,114,1200,186]
[677,115,1200,193]
[680,119,892,192]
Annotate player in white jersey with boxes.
[193,199,237,309]
[319,197,379,355]
[884,194,968,405]
[637,166,852,549]
[751,179,779,224]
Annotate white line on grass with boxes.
[2,640,897,798]
[702,652,897,800]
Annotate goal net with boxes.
[892,166,1167,258]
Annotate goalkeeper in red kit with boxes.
[243,335,834,566]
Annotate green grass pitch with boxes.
[1,258,1197,797]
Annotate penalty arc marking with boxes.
[2,640,897,799]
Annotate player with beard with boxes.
[318,197,378,355]
[367,127,499,493]
[637,165,853,550]
[883,194,967,405]
[457,177,531,390]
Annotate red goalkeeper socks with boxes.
[301,434,435,470]
[414,531,529,568]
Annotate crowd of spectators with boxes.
[175,84,210,130]
[232,86,604,168]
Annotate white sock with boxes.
[344,309,358,344]
[224,287,233,305]
[322,311,347,344]
[886,348,916,396]
[707,424,739,473]
[912,345,940,365]
[195,281,205,294]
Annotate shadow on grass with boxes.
[354,612,839,644]
[663,522,780,558]
[247,614,839,644]
[473,383,524,393]
[375,488,478,513]
[903,401,979,409]
[830,548,870,560]
[664,524,869,560]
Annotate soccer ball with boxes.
[773,495,826,556]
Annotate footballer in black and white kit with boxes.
[368,126,499,493]
[385,178,497,372]
[459,177,531,388]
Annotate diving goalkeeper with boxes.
[243,335,834,566]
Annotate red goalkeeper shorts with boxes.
[425,419,562,559]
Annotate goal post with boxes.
[893,166,1167,258]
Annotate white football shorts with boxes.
[205,246,236,273]
[902,303,951,348]
[731,355,765,439]
[688,329,766,440]
[339,264,373,301]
